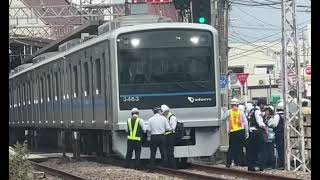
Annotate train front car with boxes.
[111,23,221,159]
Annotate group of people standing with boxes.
[223,98,285,171]
[125,105,177,171]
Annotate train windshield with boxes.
[117,29,216,110]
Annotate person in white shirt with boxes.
[147,107,172,171]
[222,98,249,168]
[161,104,177,169]
[246,102,267,172]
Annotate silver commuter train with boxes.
[9,17,222,158]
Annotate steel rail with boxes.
[190,163,303,180]
[31,161,89,180]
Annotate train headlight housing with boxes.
[131,38,140,47]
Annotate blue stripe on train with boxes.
[120,91,215,97]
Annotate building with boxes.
[228,23,311,103]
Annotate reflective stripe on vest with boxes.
[164,112,174,135]
[127,118,141,141]
[228,109,243,132]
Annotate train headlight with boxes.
[130,38,140,47]
[190,36,199,44]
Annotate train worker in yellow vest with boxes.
[161,104,177,169]
[222,98,249,168]
[125,108,146,169]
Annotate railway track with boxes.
[189,163,303,180]
[85,156,302,180]
[31,161,89,180]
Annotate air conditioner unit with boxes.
[259,80,265,85]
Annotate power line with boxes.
[234,6,280,28]
[230,25,280,30]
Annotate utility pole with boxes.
[281,0,309,172]
[215,0,229,150]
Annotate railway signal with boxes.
[191,0,211,24]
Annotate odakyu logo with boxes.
[187,97,212,103]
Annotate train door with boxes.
[92,43,106,128]
[17,81,22,125]
[39,72,46,126]
[82,50,93,128]
[9,85,12,125]
[33,74,40,125]
[26,78,32,126]
[104,41,112,127]
[62,61,72,127]
[71,53,82,126]
[53,63,62,127]
[46,67,54,126]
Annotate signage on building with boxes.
[236,73,249,86]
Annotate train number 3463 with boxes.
[122,96,140,102]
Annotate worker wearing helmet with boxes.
[125,108,146,170]
[222,98,249,168]
[161,104,177,169]
[247,101,267,171]
[263,106,276,169]
[148,107,172,171]
[268,103,284,169]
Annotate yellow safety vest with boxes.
[164,112,175,135]
[127,118,141,141]
[228,109,243,133]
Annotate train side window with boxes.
[28,81,31,104]
[83,62,89,96]
[47,74,52,102]
[23,83,26,105]
[73,65,78,98]
[95,59,101,95]
[40,77,44,102]
[55,71,59,100]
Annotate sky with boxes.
[228,0,311,43]
[71,0,311,43]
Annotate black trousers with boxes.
[165,133,177,169]
[150,134,167,169]
[275,132,284,168]
[247,130,265,170]
[227,129,245,166]
[265,142,275,168]
[125,140,141,168]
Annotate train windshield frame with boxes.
[117,29,216,110]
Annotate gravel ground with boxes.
[213,164,311,180]
[40,159,183,180]
[180,169,248,180]
[31,167,63,180]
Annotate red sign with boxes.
[236,73,249,86]
[304,66,311,76]
[146,0,172,3]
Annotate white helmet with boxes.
[161,104,170,112]
[131,108,139,114]
[276,102,284,111]
[245,103,253,113]
[238,104,245,112]
[230,98,239,105]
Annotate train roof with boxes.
[9,22,217,80]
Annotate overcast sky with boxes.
[229,0,311,43]
[72,0,310,43]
